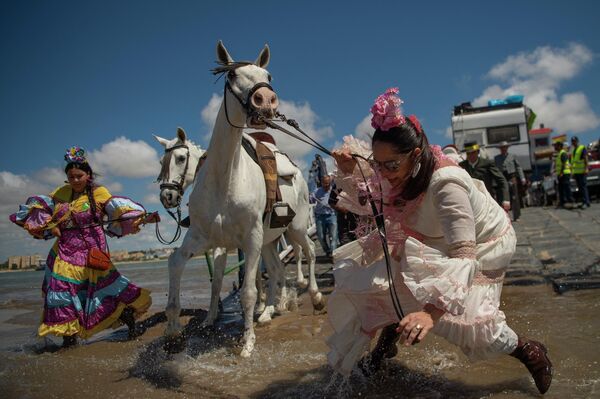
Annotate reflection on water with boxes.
[1,265,599,398]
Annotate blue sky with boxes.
[1,1,599,260]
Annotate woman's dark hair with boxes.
[65,162,99,222]
[372,119,435,201]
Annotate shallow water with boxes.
[1,263,599,398]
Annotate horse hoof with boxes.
[240,347,253,358]
[312,293,326,312]
[297,279,308,289]
[163,334,186,354]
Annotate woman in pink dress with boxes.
[328,88,552,394]
[11,147,155,347]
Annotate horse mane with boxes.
[211,61,254,77]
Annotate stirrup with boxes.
[268,202,296,228]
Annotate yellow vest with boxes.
[555,149,571,175]
[571,145,586,174]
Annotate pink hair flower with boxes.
[370,87,405,131]
[407,114,423,135]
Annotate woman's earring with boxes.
[411,162,421,178]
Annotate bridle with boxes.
[155,143,199,245]
[157,143,190,200]
[223,79,274,129]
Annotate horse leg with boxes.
[258,241,282,324]
[239,231,263,358]
[288,228,324,312]
[293,243,308,289]
[255,264,266,314]
[164,230,208,351]
[203,247,228,327]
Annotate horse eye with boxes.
[267,74,272,82]
[176,156,186,163]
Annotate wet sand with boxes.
[1,279,599,398]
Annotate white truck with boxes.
[451,99,536,174]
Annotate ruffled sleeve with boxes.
[10,195,56,239]
[332,135,376,216]
[429,168,478,259]
[401,236,477,316]
[103,196,147,237]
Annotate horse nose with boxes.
[250,87,278,115]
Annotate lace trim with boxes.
[448,240,477,259]
[472,270,505,285]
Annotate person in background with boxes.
[441,144,463,164]
[494,141,526,221]
[553,140,574,208]
[328,182,358,246]
[10,147,156,348]
[570,136,591,209]
[310,175,339,259]
[459,142,510,211]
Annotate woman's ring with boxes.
[415,324,422,331]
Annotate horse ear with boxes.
[217,40,234,65]
[154,135,169,148]
[177,127,187,142]
[255,44,270,68]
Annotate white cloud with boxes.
[143,193,161,205]
[88,137,160,178]
[0,171,55,260]
[354,115,373,142]
[33,167,65,187]
[201,93,224,142]
[474,43,599,134]
[445,126,453,139]
[104,181,123,193]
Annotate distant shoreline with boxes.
[0,254,217,273]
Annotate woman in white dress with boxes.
[328,88,552,394]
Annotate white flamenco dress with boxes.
[327,159,518,376]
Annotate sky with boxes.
[1,0,599,261]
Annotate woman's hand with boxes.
[396,304,445,346]
[331,149,357,174]
[51,227,61,237]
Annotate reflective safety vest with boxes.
[571,144,587,174]
[556,149,571,175]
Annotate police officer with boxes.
[570,136,591,208]
[494,141,526,221]
[459,142,510,211]
[553,140,574,208]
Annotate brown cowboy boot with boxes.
[510,337,553,394]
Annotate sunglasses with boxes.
[368,153,410,172]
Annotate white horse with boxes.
[162,41,325,357]
[154,127,317,320]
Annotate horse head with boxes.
[155,127,205,209]
[214,40,279,129]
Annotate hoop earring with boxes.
[411,162,421,178]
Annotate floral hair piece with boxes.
[64,146,87,164]
[370,87,405,131]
